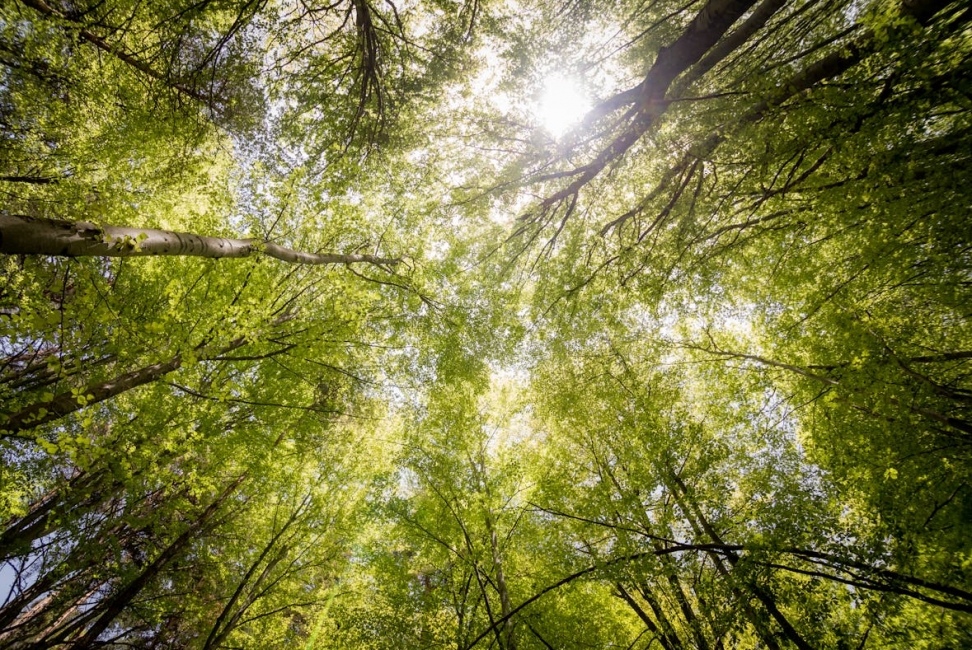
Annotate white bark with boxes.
[0,215,398,266]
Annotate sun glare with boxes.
[537,75,590,137]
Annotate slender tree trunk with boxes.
[483,504,515,650]
[68,475,247,647]
[636,583,686,650]
[2,315,299,436]
[657,549,712,650]
[616,583,680,650]
[205,545,290,649]
[469,454,517,650]
[667,473,815,650]
[0,515,129,635]
[29,582,105,649]
[604,456,713,649]
[0,175,58,184]
[202,496,307,650]
[2,355,187,436]
[0,215,399,266]
[0,469,105,560]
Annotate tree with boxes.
[527,328,972,647]
[0,215,400,265]
[2,0,972,646]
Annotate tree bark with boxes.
[591,0,955,235]
[539,0,759,208]
[2,356,178,436]
[657,549,712,650]
[616,583,680,650]
[674,0,789,94]
[0,469,105,561]
[0,215,399,266]
[483,508,515,650]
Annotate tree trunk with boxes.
[541,0,759,207]
[596,0,955,235]
[0,517,131,635]
[0,215,399,266]
[484,508,515,650]
[667,472,814,650]
[2,356,184,436]
[636,583,686,650]
[0,469,106,561]
[657,548,712,650]
[603,455,713,649]
[674,0,789,94]
[68,475,247,647]
[1,317,296,436]
[202,496,307,650]
[616,583,681,650]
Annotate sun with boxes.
[537,75,590,138]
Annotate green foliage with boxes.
[1,0,971,647]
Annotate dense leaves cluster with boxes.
[1,0,970,647]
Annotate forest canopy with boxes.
[1,0,971,647]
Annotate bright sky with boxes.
[536,75,590,137]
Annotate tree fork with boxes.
[600,0,957,236]
[615,583,681,650]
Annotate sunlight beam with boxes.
[536,75,590,138]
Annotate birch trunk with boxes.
[0,215,399,266]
